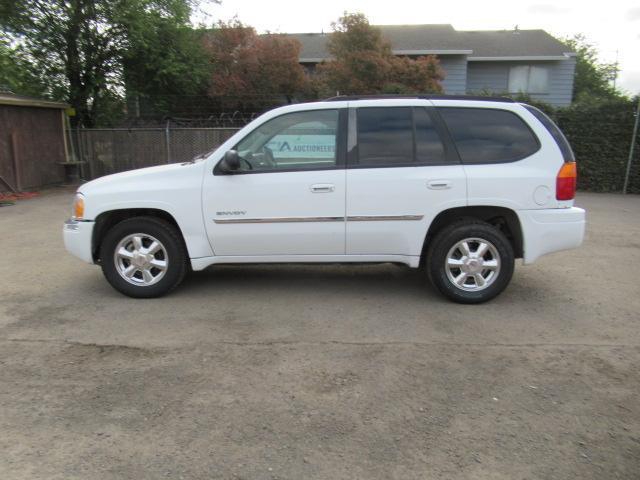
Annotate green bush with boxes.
[552,98,640,193]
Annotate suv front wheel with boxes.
[427,220,514,304]
[100,217,188,298]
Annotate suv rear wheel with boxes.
[100,217,187,298]
[427,220,514,303]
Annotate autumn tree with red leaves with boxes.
[317,13,445,95]
[204,19,308,108]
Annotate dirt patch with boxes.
[0,190,639,479]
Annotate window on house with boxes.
[508,65,549,94]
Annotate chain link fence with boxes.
[73,127,240,180]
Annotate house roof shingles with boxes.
[287,24,574,62]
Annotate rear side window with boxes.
[356,107,447,167]
[357,107,413,166]
[438,107,540,164]
[523,105,575,162]
[414,108,447,164]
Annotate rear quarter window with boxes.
[523,105,575,162]
[438,107,540,164]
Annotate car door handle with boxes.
[427,180,452,190]
[310,184,335,193]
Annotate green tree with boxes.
[0,0,205,126]
[0,38,49,97]
[565,34,623,102]
[317,13,444,96]
[122,16,212,119]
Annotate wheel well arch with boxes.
[92,208,185,263]
[421,206,523,262]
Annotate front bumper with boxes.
[518,207,586,264]
[63,219,95,264]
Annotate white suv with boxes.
[63,95,585,303]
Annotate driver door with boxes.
[202,108,347,257]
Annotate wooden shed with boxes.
[0,92,70,192]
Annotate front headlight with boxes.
[72,193,85,220]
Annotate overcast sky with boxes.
[199,0,640,95]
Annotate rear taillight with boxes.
[556,162,577,201]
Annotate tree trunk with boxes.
[64,0,93,127]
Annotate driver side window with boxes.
[235,109,339,172]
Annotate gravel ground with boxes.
[0,188,639,479]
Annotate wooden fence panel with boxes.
[0,105,65,191]
[76,127,240,180]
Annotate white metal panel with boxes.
[78,161,214,259]
[202,169,346,256]
[346,165,467,256]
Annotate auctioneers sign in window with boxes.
[266,123,336,162]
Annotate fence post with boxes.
[73,127,82,180]
[9,131,21,192]
[623,96,640,194]
[165,120,171,164]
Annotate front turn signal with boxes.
[72,193,85,219]
[556,162,577,201]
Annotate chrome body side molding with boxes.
[214,215,424,224]
[214,216,344,224]
[346,215,424,222]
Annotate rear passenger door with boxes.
[345,103,467,259]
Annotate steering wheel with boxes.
[262,146,277,168]
[239,156,253,170]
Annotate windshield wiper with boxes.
[190,151,212,162]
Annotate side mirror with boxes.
[219,150,241,173]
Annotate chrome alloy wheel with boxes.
[113,233,169,286]
[445,237,501,292]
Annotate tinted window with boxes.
[523,105,575,162]
[357,107,413,166]
[234,109,339,172]
[356,107,447,166]
[414,107,446,164]
[439,108,540,164]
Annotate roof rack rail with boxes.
[323,94,516,103]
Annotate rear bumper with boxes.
[518,207,586,264]
[63,219,95,264]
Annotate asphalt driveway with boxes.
[0,188,639,479]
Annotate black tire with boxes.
[427,219,514,304]
[99,216,188,298]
